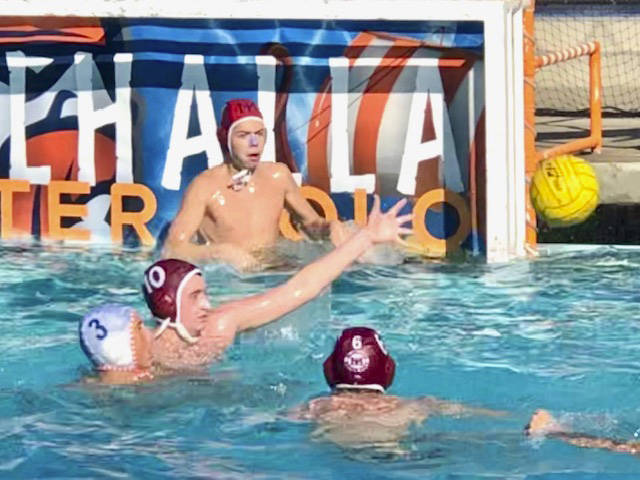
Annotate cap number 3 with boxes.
[88,318,108,340]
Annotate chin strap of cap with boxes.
[154,316,199,344]
[228,169,252,191]
[334,383,385,393]
[227,116,264,153]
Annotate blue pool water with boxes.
[2,242,640,478]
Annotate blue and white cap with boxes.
[79,304,137,371]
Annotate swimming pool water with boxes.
[2,242,640,478]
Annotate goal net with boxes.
[535,0,640,115]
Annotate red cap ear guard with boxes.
[323,327,395,392]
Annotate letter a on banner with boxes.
[328,57,375,193]
[396,65,462,195]
[163,55,221,191]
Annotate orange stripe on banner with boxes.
[344,32,378,67]
[0,17,104,44]
[438,59,466,68]
[0,25,51,32]
[39,132,116,236]
[353,41,416,186]
[0,32,105,44]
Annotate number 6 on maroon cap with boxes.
[323,327,396,393]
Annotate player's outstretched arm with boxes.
[208,195,411,335]
[525,409,640,455]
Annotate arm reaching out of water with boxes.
[525,409,640,455]
[203,195,411,345]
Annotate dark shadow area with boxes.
[537,127,640,143]
[538,204,640,244]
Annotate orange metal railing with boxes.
[535,41,603,161]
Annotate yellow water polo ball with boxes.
[530,154,599,228]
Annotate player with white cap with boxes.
[79,304,154,384]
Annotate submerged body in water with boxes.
[292,391,503,450]
[289,327,504,452]
[3,244,640,477]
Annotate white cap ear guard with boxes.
[79,304,136,371]
[227,116,265,153]
[152,267,201,345]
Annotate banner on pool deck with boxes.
[0,18,486,255]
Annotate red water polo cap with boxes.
[323,327,396,392]
[142,259,202,344]
[216,98,264,154]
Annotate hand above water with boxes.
[525,409,561,436]
[363,195,412,245]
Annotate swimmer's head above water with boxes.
[216,98,266,172]
[79,304,153,383]
[323,327,396,393]
[142,259,210,344]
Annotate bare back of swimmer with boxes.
[289,327,506,449]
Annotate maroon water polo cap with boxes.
[142,259,202,344]
[216,98,264,154]
[323,327,396,392]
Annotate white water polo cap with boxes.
[79,304,137,371]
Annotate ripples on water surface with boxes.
[2,242,640,478]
